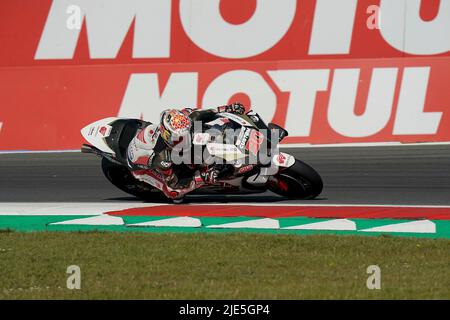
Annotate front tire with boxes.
[268,159,323,199]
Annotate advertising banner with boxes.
[0,0,449,150]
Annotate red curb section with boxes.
[107,205,450,220]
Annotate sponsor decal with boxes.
[206,143,246,162]
[273,152,295,167]
[99,126,107,136]
[205,118,230,127]
[207,143,240,154]
[220,113,253,127]
[238,165,254,174]
[246,130,264,155]
[149,127,159,144]
[97,125,112,138]
[87,124,111,138]
[277,153,286,165]
[159,160,172,169]
[236,127,251,151]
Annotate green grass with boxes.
[0,231,449,299]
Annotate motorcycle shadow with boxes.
[105,195,328,204]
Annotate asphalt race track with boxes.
[0,145,449,205]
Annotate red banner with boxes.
[0,0,449,150]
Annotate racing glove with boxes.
[217,102,245,115]
[200,167,220,184]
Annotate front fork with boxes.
[245,152,295,187]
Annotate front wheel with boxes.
[268,159,323,200]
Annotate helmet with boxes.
[159,109,192,147]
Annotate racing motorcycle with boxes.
[80,111,323,202]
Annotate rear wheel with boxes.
[268,159,323,199]
[101,157,166,201]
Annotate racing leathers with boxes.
[126,103,246,199]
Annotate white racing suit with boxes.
[127,105,245,199]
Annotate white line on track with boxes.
[0,202,166,216]
[0,202,449,216]
[0,149,80,154]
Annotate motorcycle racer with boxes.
[126,103,246,198]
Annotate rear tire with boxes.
[101,157,166,201]
[268,159,323,199]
